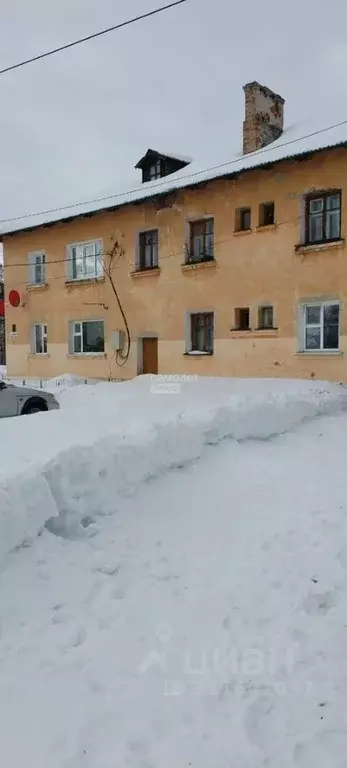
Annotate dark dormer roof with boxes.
[135,148,192,171]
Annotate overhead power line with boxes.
[0,208,329,273]
[0,117,346,229]
[0,0,188,76]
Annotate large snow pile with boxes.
[0,376,346,565]
[1,390,347,765]
[1,377,347,766]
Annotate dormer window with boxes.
[149,159,162,181]
[135,149,191,184]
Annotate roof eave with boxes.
[2,142,347,239]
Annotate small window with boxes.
[190,312,214,353]
[149,160,162,180]
[11,324,17,333]
[29,251,46,285]
[234,307,250,330]
[138,230,159,270]
[305,191,341,244]
[31,323,47,355]
[301,302,339,351]
[235,207,251,232]
[188,219,214,263]
[258,306,274,329]
[71,320,105,355]
[67,240,103,281]
[259,202,275,227]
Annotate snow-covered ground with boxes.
[1,376,347,766]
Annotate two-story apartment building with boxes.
[2,81,347,382]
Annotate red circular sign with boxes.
[8,289,20,308]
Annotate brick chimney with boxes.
[242,81,285,155]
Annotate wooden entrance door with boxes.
[142,337,158,374]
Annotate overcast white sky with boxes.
[0,0,347,227]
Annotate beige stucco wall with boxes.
[3,147,347,381]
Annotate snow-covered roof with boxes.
[1,114,347,237]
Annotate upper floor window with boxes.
[138,230,159,270]
[259,201,275,227]
[305,191,341,244]
[29,251,46,285]
[234,307,250,330]
[188,218,214,263]
[235,207,251,232]
[67,240,103,281]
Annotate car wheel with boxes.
[21,398,48,415]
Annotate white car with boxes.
[0,379,60,417]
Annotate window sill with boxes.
[181,260,216,273]
[27,282,48,291]
[255,224,277,232]
[296,350,343,356]
[67,353,106,358]
[295,239,345,254]
[184,351,213,357]
[27,353,50,358]
[233,229,252,236]
[130,267,161,278]
[65,277,105,286]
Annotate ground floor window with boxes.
[31,323,47,354]
[300,302,339,351]
[71,320,105,354]
[189,312,214,353]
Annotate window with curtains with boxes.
[188,219,215,263]
[67,240,103,281]
[189,312,214,353]
[138,230,159,270]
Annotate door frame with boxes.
[137,333,159,375]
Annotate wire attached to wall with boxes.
[102,240,131,370]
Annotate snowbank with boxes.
[0,376,346,562]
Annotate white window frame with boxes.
[28,251,46,285]
[298,300,340,353]
[69,319,105,355]
[31,323,47,355]
[66,239,103,281]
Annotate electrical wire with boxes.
[0,1,188,76]
[0,117,346,229]
[2,208,310,282]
